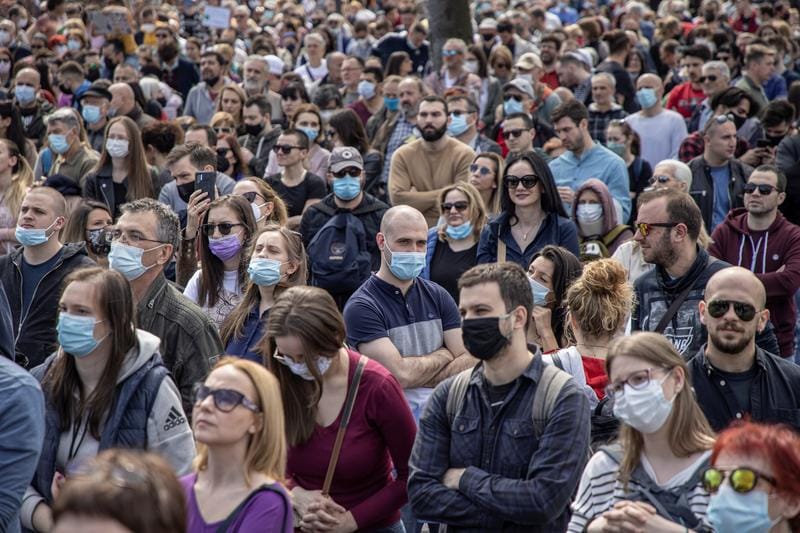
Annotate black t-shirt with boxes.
[429,240,478,304]
[266,172,327,218]
[485,377,517,416]
[715,364,758,415]
[21,248,64,318]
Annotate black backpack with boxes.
[306,203,377,294]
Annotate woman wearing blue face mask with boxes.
[182,195,257,330]
[572,179,633,262]
[263,286,416,533]
[421,182,488,304]
[22,267,195,532]
[221,224,307,362]
[263,104,331,180]
[704,421,800,533]
[568,332,716,533]
[605,120,651,225]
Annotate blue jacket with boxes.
[421,227,439,280]
[477,212,579,269]
[548,144,632,222]
[225,304,268,363]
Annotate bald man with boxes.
[14,67,50,147]
[690,266,800,432]
[343,205,474,421]
[109,82,155,130]
[625,73,688,167]
[0,187,95,368]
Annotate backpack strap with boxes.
[550,351,565,371]
[602,225,630,248]
[532,360,571,438]
[215,484,291,533]
[446,369,474,425]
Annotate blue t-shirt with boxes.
[343,274,461,418]
[709,164,731,229]
[20,248,64,319]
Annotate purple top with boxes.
[180,473,293,533]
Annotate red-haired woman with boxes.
[705,421,800,532]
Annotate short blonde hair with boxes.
[436,181,488,242]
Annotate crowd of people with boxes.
[2,0,800,531]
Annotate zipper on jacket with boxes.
[14,251,67,341]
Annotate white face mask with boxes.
[465,60,479,74]
[613,371,675,434]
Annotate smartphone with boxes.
[195,171,216,202]
[756,139,771,149]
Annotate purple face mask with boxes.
[208,233,242,260]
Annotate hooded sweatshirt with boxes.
[572,178,633,258]
[709,208,800,357]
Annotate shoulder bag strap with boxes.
[321,355,367,496]
[653,256,710,334]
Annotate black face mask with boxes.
[461,314,512,361]
[764,134,785,147]
[177,181,195,203]
[732,113,746,130]
[217,152,230,173]
[244,123,263,136]
[59,83,72,95]
[103,57,117,71]
[86,65,100,82]
[86,228,110,256]
[156,97,167,107]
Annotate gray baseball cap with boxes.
[329,146,364,173]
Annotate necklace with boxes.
[514,220,540,241]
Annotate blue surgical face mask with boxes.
[248,257,283,286]
[15,219,58,247]
[49,133,71,154]
[108,241,163,280]
[707,481,782,533]
[384,96,399,111]
[82,104,102,124]
[529,276,550,306]
[357,80,376,99]
[15,84,36,105]
[384,243,425,281]
[299,126,319,143]
[274,352,333,380]
[445,221,473,240]
[504,98,524,116]
[57,313,107,357]
[332,174,362,200]
[636,87,658,109]
[606,141,625,156]
[447,113,470,137]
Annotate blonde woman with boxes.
[210,112,238,139]
[568,332,716,533]
[232,177,289,228]
[421,181,488,304]
[468,152,504,217]
[181,357,292,532]
[0,139,34,254]
[216,84,247,131]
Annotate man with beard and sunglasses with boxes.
[388,95,474,227]
[689,267,800,432]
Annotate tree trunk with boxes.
[426,0,473,72]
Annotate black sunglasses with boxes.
[441,201,469,212]
[698,75,719,83]
[706,299,758,321]
[503,94,523,103]
[503,128,527,140]
[743,182,780,195]
[504,174,539,189]
[240,191,264,203]
[470,163,493,175]
[702,466,776,494]
[192,383,260,413]
[331,167,361,179]
[649,175,671,185]
[273,144,301,154]
[201,222,244,236]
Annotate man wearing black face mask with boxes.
[238,95,280,178]
[408,262,590,532]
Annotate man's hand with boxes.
[557,186,575,204]
[442,468,465,490]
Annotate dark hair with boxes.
[502,151,568,222]
[602,29,630,55]
[244,94,272,117]
[165,142,217,171]
[363,65,384,83]
[419,94,448,114]
[458,262,534,322]
[385,51,411,77]
[550,99,589,126]
[200,50,227,66]
[58,60,84,78]
[503,112,533,129]
[608,119,642,157]
[102,39,125,56]
[279,82,310,103]
[312,84,342,109]
[744,43,774,66]
[281,127,310,150]
[445,93,479,114]
[761,100,796,127]
[753,164,787,192]
[329,109,369,154]
[141,121,183,155]
[682,44,712,62]
[540,33,563,49]
[186,124,218,145]
[531,245,583,345]
[0,100,31,162]
[637,188,702,241]
[61,200,112,245]
[217,133,246,178]
[466,45,489,78]
[710,86,760,118]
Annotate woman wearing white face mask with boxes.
[83,116,160,218]
[568,332,716,533]
[232,177,289,229]
[263,286,416,533]
[221,224,306,362]
[572,179,633,263]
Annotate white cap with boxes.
[264,55,285,76]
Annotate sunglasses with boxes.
[442,49,461,57]
[273,144,301,154]
[504,94,523,103]
[201,222,244,236]
[192,383,260,413]
[470,163,493,175]
[504,174,539,189]
[702,467,776,494]
[706,299,758,321]
[441,201,469,212]
[240,191,264,203]
[503,128,527,140]
[743,182,780,195]
[699,74,719,83]
[635,222,677,237]
[213,127,234,135]
[649,175,671,185]
[331,167,361,179]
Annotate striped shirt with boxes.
[568,449,713,532]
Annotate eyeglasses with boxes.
[192,383,260,413]
[470,163,494,175]
[201,222,244,236]
[441,201,469,212]
[503,128,527,139]
[107,228,167,245]
[503,94,523,103]
[634,222,677,237]
[699,74,719,83]
[649,175,672,185]
[240,191,264,203]
[706,299,758,321]
[504,174,539,189]
[605,367,671,399]
[743,182,780,195]
[273,144,301,154]
[331,167,361,179]
[442,49,461,57]
[702,467,776,494]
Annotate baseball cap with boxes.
[79,81,112,101]
[264,55,285,76]
[503,78,535,99]
[478,18,498,31]
[329,147,364,173]
[515,52,543,71]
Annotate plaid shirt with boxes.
[381,118,417,183]
[408,355,591,532]
[588,105,627,145]
[678,132,750,163]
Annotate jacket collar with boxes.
[697,343,768,375]
[468,345,545,387]
[137,272,168,315]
